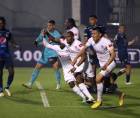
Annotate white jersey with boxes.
[61,39,85,73]
[65,39,83,60]
[43,41,76,83]
[86,37,114,67]
[67,26,80,40]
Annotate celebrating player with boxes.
[22,20,62,89]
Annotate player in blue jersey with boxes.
[22,20,62,89]
[0,17,20,97]
[114,24,136,85]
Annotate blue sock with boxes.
[0,76,3,92]
[30,69,40,85]
[55,69,61,85]
[126,74,130,82]
[6,74,14,89]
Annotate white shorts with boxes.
[85,62,94,78]
[63,68,76,84]
[74,62,85,73]
[100,61,116,76]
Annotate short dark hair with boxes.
[67,18,77,27]
[89,15,97,19]
[67,31,74,37]
[48,20,55,25]
[0,16,6,24]
[92,26,103,34]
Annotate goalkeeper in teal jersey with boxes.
[23,20,62,89]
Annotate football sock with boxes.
[97,83,103,101]
[55,69,61,85]
[6,72,14,89]
[30,69,40,85]
[79,83,93,99]
[126,74,130,82]
[6,67,14,89]
[72,85,86,99]
[0,69,3,92]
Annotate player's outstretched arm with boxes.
[42,38,61,52]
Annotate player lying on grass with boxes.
[71,27,125,109]
[43,31,94,103]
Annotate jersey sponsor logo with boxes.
[0,37,6,44]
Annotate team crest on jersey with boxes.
[79,44,83,47]
[108,44,113,47]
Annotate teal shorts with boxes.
[38,55,58,65]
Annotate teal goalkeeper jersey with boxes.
[36,30,61,58]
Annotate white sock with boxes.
[72,85,86,99]
[97,83,103,101]
[79,83,94,100]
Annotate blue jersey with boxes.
[84,25,106,39]
[0,29,12,58]
[114,33,128,58]
[36,30,61,58]
[84,25,96,39]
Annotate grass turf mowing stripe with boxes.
[35,81,50,108]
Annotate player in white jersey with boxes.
[61,32,94,80]
[43,31,94,102]
[72,27,124,109]
[65,18,80,40]
[42,39,87,103]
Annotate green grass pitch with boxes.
[0,68,140,118]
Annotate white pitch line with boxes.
[35,81,50,108]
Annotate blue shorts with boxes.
[118,53,130,67]
[0,56,14,69]
[89,54,99,65]
[38,55,58,65]
[119,57,130,67]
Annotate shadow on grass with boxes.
[4,89,42,106]
[100,97,140,118]
[12,88,39,95]
[5,96,42,106]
